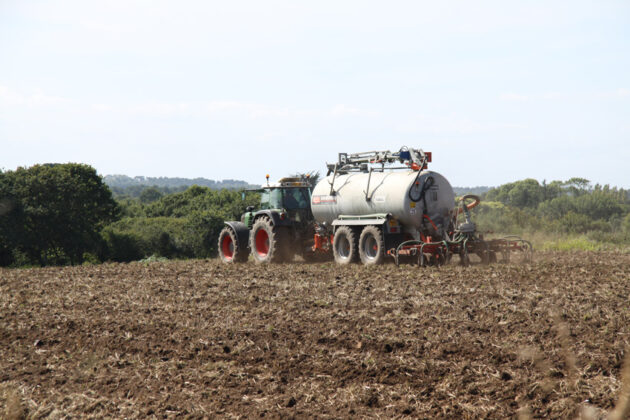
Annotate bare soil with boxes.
[1,251,630,419]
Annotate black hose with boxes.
[409,174,434,202]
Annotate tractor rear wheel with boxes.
[333,226,359,265]
[218,227,248,263]
[358,225,385,265]
[249,217,290,263]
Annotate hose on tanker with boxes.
[408,175,434,235]
[409,174,433,203]
[456,194,481,215]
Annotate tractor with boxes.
[217,176,321,263]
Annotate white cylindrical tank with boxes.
[311,170,455,235]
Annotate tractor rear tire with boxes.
[333,226,359,265]
[249,217,290,264]
[358,225,385,265]
[218,227,248,263]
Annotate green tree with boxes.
[563,177,591,196]
[485,179,544,208]
[0,171,25,266]
[102,185,255,261]
[574,192,624,220]
[1,164,119,265]
[139,186,164,204]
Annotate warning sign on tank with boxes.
[312,195,337,205]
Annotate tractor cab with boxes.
[257,177,312,224]
[259,186,311,211]
[241,177,314,229]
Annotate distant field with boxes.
[2,252,629,418]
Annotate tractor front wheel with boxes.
[218,227,248,263]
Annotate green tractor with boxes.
[218,176,319,263]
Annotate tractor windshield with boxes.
[260,188,284,210]
[260,187,311,210]
[283,188,310,210]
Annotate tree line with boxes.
[0,164,257,266]
[1,164,629,267]
[472,177,630,244]
[104,175,257,190]
[0,164,118,266]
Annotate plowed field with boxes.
[2,251,630,419]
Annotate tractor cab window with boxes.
[284,188,310,210]
[260,188,284,209]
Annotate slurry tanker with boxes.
[218,147,531,265]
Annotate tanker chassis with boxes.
[218,147,531,266]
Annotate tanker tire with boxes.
[333,226,359,265]
[250,217,287,264]
[218,227,248,263]
[358,226,385,265]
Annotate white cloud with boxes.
[501,90,630,102]
[251,108,290,118]
[541,92,563,100]
[91,103,114,112]
[89,100,287,118]
[204,101,291,118]
[0,85,69,108]
[128,102,192,117]
[330,104,379,117]
[499,92,529,102]
[89,100,372,120]
[396,114,526,135]
[499,92,564,102]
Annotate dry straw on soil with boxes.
[1,251,629,418]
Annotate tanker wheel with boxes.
[249,217,290,264]
[333,226,359,265]
[218,227,248,263]
[358,226,385,265]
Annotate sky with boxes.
[1,1,629,187]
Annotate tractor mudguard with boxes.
[253,210,292,227]
[224,221,250,249]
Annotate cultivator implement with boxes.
[389,235,533,267]
[388,195,533,267]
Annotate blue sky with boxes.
[1,1,629,187]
